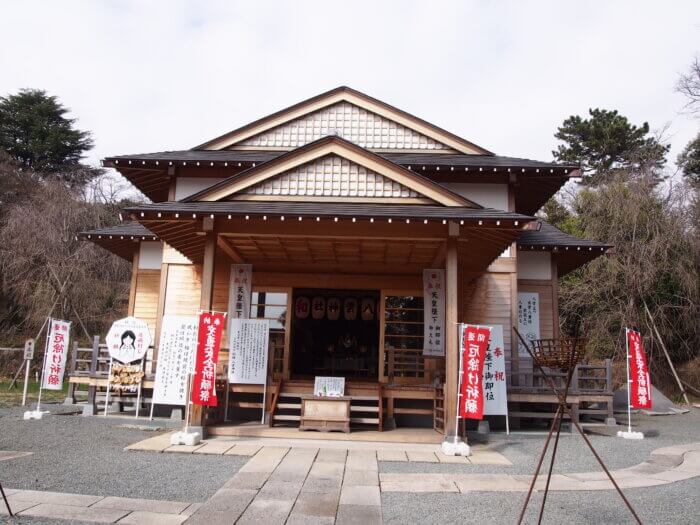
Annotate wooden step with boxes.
[350,405,379,413]
[277,403,301,410]
[230,401,263,409]
[273,414,301,421]
[351,417,379,424]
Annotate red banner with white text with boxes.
[627,329,652,409]
[191,312,225,406]
[459,325,492,419]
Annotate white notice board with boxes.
[314,376,345,396]
[228,319,269,384]
[153,315,198,405]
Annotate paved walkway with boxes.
[4,441,698,523]
[1,489,199,523]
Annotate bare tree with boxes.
[676,55,700,116]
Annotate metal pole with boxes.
[454,324,464,440]
[0,480,12,516]
[103,357,113,417]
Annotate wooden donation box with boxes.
[299,395,351,433]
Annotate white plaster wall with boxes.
[175,177,224,200]
[138,241,163,269]
[517,251,552,280]
[441,183,509,211]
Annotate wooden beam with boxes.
[443,223,459,439]
[217,236,245,263]
[152,262,169,371]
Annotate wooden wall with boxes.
[163,264,202,317]
[132,268,160,336]
[461,270,514,354]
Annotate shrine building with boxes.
[79,87,612,441]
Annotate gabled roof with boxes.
[185,136,479,207]
[195,86,493,155]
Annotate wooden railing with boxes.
[386,347,425,380]
[506,358,612,395]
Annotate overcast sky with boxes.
[1,1,698,188]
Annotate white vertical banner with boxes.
[228,319,269,385]
[153,315,198,406]
[41,319,71,390]
[423,269,445,356]
[228,264,252,320]
[482,325,509,433]
[517,292,540,357]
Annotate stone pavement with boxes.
[126,433,513,465]
[380,442,700,494]
[1,489,199,523]
[4,440,698,524]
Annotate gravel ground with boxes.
[0,403,247,502]
[381,410,700,524]
[380,410,700,475]
[382,477,700,524]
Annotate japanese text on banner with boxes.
[627,329,652,409]
[192,312,225,406]
[459,325,491,420]
[422,269,445,357]
[42,319,71,390]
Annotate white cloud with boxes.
[1,0,698,190]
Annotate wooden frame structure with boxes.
[80,87,613,438]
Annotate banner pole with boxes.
[184,372,193,433]
[625,328,632,435]
[261,378,267,424]
[36,318,52,413]
[455,323,464,439]
[135,360,143,419]
[21,359,31,406]
[103,357,114,417]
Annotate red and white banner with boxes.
[459,324,491,419]
[627,329,652,409]
[42,319,71,390]
[192,311,225,406]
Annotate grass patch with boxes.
[0,379,69,408]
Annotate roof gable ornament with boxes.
[185,136,480,208]
[196,86,492,155]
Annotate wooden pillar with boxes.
[443,222,459,438]
[551,253,560,340]
[127,248,140,316]
[190,226,216,430]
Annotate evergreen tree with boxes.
[0,89,95,186]
[677,133,700,186]
[553,108,668,185]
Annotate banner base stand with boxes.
[617,430,644,440]
[170,430,201,446]
[23,410,48,420]
[477,420,490,435]
[441,436,471,457]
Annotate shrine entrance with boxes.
[291,289,380,380]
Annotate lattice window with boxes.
[384,295,425,380]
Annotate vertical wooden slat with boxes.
[443,224,459,438]
[551,253,560,340]
[127,248,140,316]
[151,262,170,369]
[282,288,292,380]
[378,290,386,383]
[86,335,100,413]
